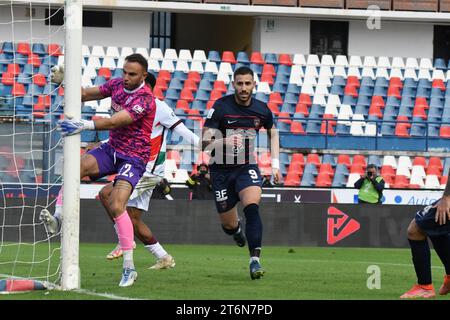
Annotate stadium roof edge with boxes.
[4,0,450,23]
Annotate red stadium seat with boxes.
[213,80,227,93]
[158,70,171,82]
[298,94,312,107]
[381,165,396,178]
[413,157,427,167]
[260,73,274,85]
[440,126,450,138]
[347,76,360,88]
[288,161,304,175]
[180,88,194,102]
[368,105,383,118]
[387,86,401,99]
[277,112,291,125]
[413,106,427,120]
[33,74,47,87]
[371,96,385,108]
[426,166,442,177]
[306,154,321,167]
[295,103,309,116]
[441,175,448,186]
[269,92,283,105]
[187,71,201,83]
[350,163,364,175]
[1,72,14,86]
[37,95,51,107]
[7,64,20,76]
[428,157,443,171]
[28,54,41,67]
[316,172,332,187]
[47,44,62,56]
[284,171,301,186]
[262,64,276,76]
[250,52,265,65]
[184,79,198,92]
[389,77,403,89]
[58,86,64,96]
[209,90,222,102]
[432,79,445,91]
[392,175,409,189]
[206,100,215,110]
[395,123,410,137]
[155,78,168,90]
[278,54,292,66]
[259,151,272,166]
[319,163,334,176]
[353,155,367,167]
[414,97,429,109]
[12,83,25,96]
[267,102,280,115]
[291,153,305,167]
[382,174,394,185]
[320,120,335,135]
[222,51,236,64]
[17,42,31,56]
[176,100,190,111]
[290,121,305,134]
[152,87,165,100]
[337,154,351,168]
[98,68,112,80]
[344,84,358,98]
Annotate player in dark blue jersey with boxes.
[400,182,450,298]
[202,66,281,280]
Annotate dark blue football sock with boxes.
[430,234,450,275]
[244,204,262,257]
[409,239,432,285]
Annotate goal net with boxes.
[0,0,80,293]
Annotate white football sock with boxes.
[123,250,134,269]
[145,243,168,259]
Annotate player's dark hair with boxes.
[145,73,156,89]
[233,66,254,79]
[125,53,148,72]
[367,164,377,170]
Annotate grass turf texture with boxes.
[0,244,448,300]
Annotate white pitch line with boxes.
[295,259,445,269]
[73,288,143,300]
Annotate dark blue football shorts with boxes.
[415,199,450,237]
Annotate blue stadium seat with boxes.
[428,124,440,137]
[380,123,395,136]
[417,79,431,89]
[113,68,123,78]
[32,43,46,55]
[401,87,416,98]
[360,77,374,87]
[26,84,43,96]
[207,51,221,63]
[37,64,50,75]
[358,86,373,97]
[202,72,216,82]
[255,92,268,103]
[430,97,444,108]
[172,71,187,80]
[430,88,444,99]
[404,78,417,88]
[281,102,295,114]
[367,114,379,122]
[272,82,286,93]
[386,96,400,107]
[416,87,430,98]
[330,84,344,96]
[42,55,57,66]
[310,105,324,116]
[17,73,31,85]
[305,120,321,134]
[335,124,350,135]
[375,77,389,88]
[276,120,290,132]
[164,99,177,109]
[356,95,371,106]
[283,93,298,105]
[277,65,291,75]
[165,88,180,100]
[342,95,357,106]
[293,112,307,125]
[398,106,412,117]
[22,64,37,76]
[301,172,316,187]
[428,106,442,118]
[332,76,346,87]
[14,54,28,66]
[382,110,397,121]
[367,155,381,168]
[94,76,106,86]
[81,105,95,116]
[335,163,349,175]
[81,130,96,142]
[354,105,368,115]
[372,86,387,97]
[400,96,414,108]
[275,73,289,85]
[286,84,300,94]
[304,163,318,175]
[236,51,249,64]
[22,95,35,107]
[434,58,447,70]
[169,78,184,90]
[249,63,263,75]
[410,123,425,136]
[264,53,278,65]
[443,157,450,176]
[42,83,57,96]
[174,108,185,116]
[322,154,336,166]
[191,100,206,111]
[97,130,109,141]
[280,152,290,165]
[332,173,347,187]
[1,42,14,54]
[198,79,212,91]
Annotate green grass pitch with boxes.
[0,243,448,300]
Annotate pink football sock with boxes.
[113,211,134,251]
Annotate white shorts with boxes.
[127,175,162,212]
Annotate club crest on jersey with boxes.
[132,104,144,114]
[254,118,261,128]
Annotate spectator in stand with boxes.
[354,164,385,204]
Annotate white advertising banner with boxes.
[331,189,443,205]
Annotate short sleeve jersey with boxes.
[204,94,273,169]
[99,78,156,163]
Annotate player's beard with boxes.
[236,91,251,105]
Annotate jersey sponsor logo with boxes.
[132,104,145,114]
[326,206,360,245]
[206,108,215,119]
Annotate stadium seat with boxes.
[47,44,62,56]
[91,45,105,57]
[424,175,441,189]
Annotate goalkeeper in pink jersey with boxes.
[40,53,155,287]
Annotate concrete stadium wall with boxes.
[0,7,150,48]
[254,16,434,58]
[1,199,424,248]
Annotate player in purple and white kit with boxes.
[40,54,155,287]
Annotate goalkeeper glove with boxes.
[50,65,64,85]
[58,119,95,136]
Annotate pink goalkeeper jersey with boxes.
[99,78,156,163]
